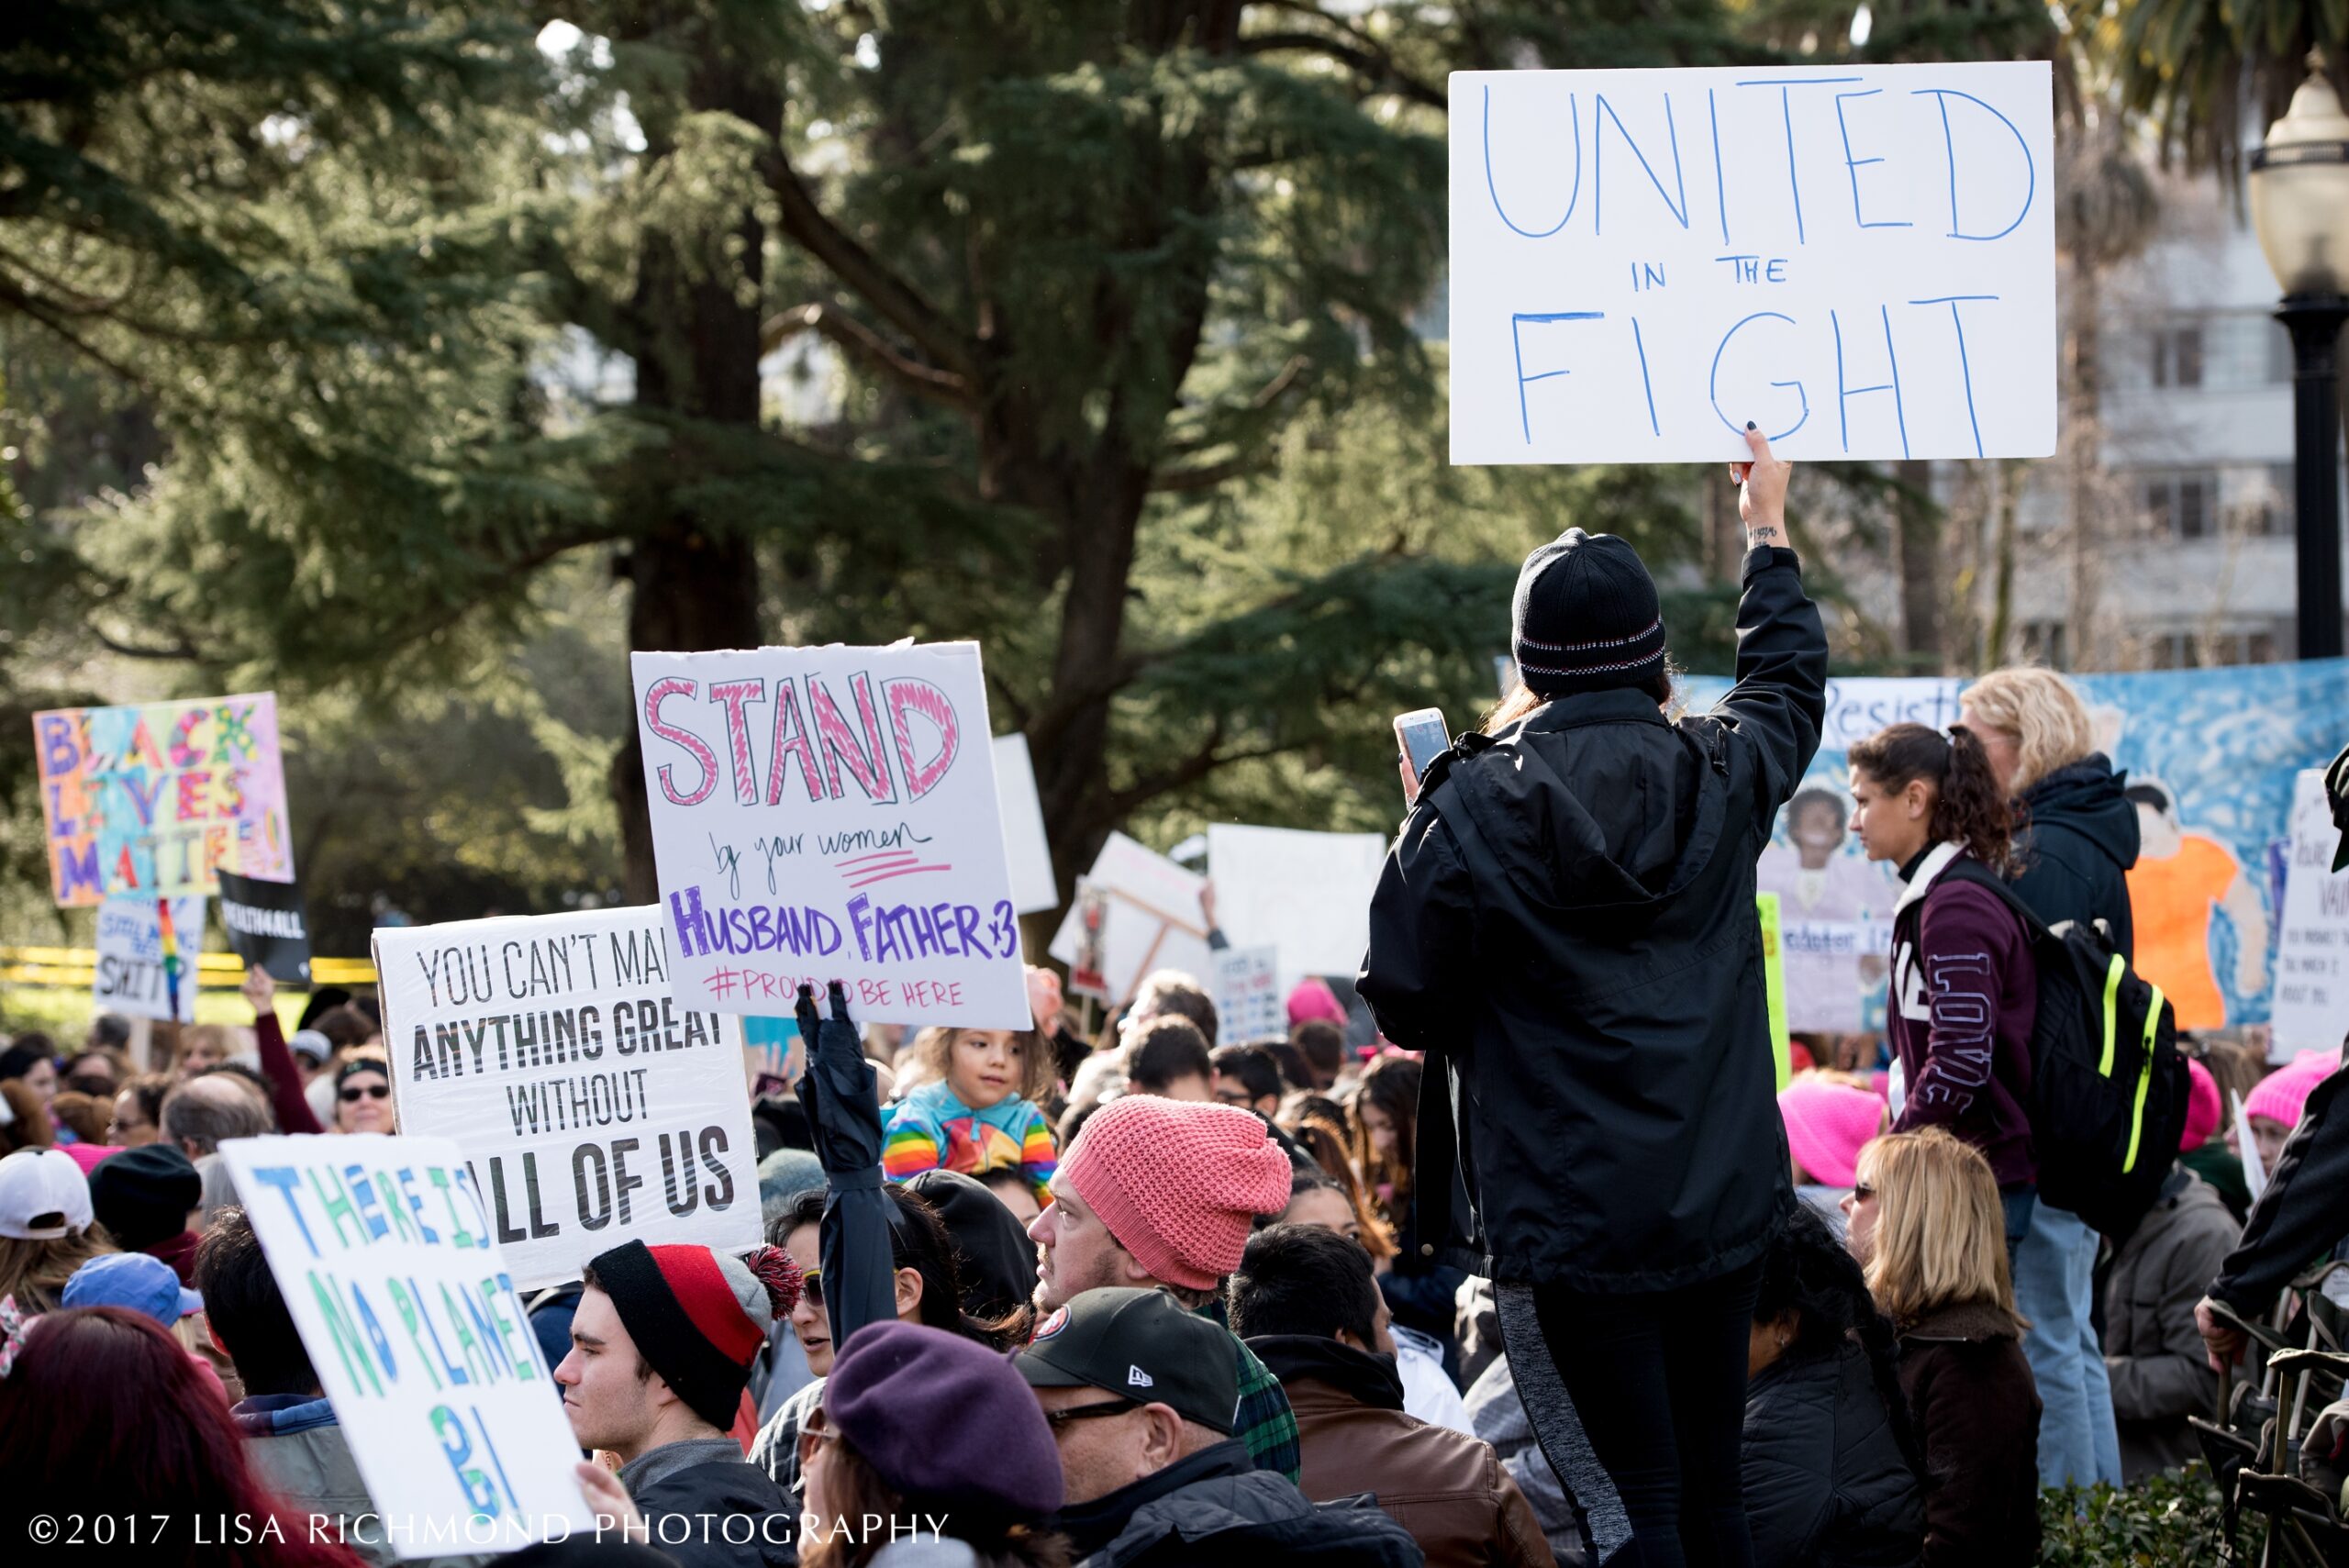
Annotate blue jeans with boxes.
[2012,1197,2124,1488]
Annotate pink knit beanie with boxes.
[1286,977,1346,1028]
[2245,1051,2337,1132]
[1776,1076,1884,1189]
[1059,1095,1294,1290]
[2180,1059,2221,1151]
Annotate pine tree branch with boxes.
[760,148,978,384]
[1237,17,1446,111]
[761,301,974,410]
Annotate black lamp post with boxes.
[2250,52,2349,660]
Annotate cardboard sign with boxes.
[1048,833,1212,1006]
[373,906,762,1290]
[31,693,293,906]
[993,733,1059,915]
[93,896,205,1022]
[1212,945,1286,1045]
[1206,825,1387,993]
[2232,1091,2268,1207]
[2272,770,2349,1062]
[1452,63,2056,462]
[217,869,313,983]
[629,642,1028,1028]
[219,1134,594,1554]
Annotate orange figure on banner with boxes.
[2124,780,2269,1029]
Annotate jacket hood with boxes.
[2020,755,2138,872]
[1438,689,1731,917]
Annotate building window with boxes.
[2143,470,2220,539]
[2152,324,2204,388]
[2249,464,2296,537]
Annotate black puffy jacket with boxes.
[1061,1439,1424,1567]
[1742,1339,1924,1568]
[2009,755,2139,960]
[1361,546,1827,1291]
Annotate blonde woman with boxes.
[1960,666,2131,1491]
[1845,1128,2040,1568]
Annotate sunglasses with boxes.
[800,1268,823,1310]
[340,1083,391,1103]
[1850,1183,1876,1203]
[1041,1397,1140,1431]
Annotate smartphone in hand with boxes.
[1394,707,1450,805]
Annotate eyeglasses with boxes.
[800,1268,823,1310]
[340,1084,391,1103]
[1041,1398,1140,1432]
[1850,1183,1876,1203]
[796,1404,841,1461]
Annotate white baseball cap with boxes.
[0,1148,95,1240]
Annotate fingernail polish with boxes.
[1746,421,1757,430]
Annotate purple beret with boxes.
[825,1321,1063,1524]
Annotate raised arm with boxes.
[1715,426,1829,826]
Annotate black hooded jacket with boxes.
[2009,755,2139,960]
[1361,546,1827,1292]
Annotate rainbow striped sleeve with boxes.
[881,1108,944,1182]
[1019,1102,1058,1204]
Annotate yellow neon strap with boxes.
[2122,986,2165,1176]
[2099,954,2125,1077]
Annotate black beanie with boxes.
[1510,528,1667,696]
[88,1143,201,1251]
[904,1168,1039,1321]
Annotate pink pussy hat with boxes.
[1776,1076,1884,1190]
[2180,1058,2221,1151]
[2246,1051,2338,1132]
[1286,977,1346,1028]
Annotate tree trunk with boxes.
[610,42,778,904]
[1894,458,1944,671]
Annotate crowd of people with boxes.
[2,428,2347,1567]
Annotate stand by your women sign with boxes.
[630,641,1028,1028]
[1453,62,2055,462]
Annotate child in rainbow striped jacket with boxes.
[880,1025,1056,1206]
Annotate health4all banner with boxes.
[374,906,761,1290]
[1686,661,2349,1033]
[630,642,1028,1028]
[219,1134,594,1554]
[32,693,293,906]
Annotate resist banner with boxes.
[374,907,761,1290]
[630,642,1028,1028]
[32,693,293,906]
[1453,62,2055,463]
[220,1134,594,1554]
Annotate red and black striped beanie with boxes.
[585,1240,802,1429]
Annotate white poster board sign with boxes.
[1207,825,1387,992]
[374,906,762,1290]
[220,1134,594,1554]
[2272,769,2349,1062]
[92,895,205,1021]
[1213,945,1286,1044]
[993,733,1058,915]
[1048,832,1212,1006]
[629,642,1027,1029]
[1452,63,2056,463]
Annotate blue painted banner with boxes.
[1684,661,2349,1032]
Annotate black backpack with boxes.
[1938,859,2189,1238]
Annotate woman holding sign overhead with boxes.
[1363,427,1826,1568]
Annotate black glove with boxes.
[795,982,884,1177]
